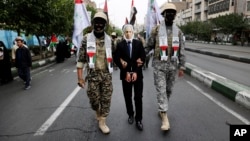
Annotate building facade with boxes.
[175,0,250,25]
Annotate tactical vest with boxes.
[95,38,108,70]
[153,25,176,61]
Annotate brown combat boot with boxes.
[99,117,110,134]
[160,112,170,131]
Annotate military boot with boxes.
[99,117,110,134]
[160,112,170,131]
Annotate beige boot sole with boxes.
[99,117,110,134]
[99,126,110,134]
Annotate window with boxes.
[247,1,250,11]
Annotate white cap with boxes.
[161,3,176,14]
[93,12,108,23]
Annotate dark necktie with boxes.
[127,41,131,58]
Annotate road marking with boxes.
[49,69,55,72]
[187,81,250,125]
[34,86,82,136]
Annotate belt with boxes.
[154,55,178,62]
[88,68,109,73]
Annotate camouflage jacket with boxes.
[76,33,113,71]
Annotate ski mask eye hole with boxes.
[166,12,175,16]
[93,18,106,26]
[163,9,176,17]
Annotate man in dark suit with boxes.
[114,24,146,131]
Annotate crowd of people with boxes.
[0,35,74,88]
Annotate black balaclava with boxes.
[93,17,106,38]
[162,9,176,26]
[111,35,116,40]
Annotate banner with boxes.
[72,0,91,49]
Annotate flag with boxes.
[154,0,163,25]
[72,0,91,49]
[49,33,58,48]
[145,0,163,41]
[129,0,137,25]
[103,0,109,23]
[125,17,129,24]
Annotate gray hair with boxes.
[122,24,134,33]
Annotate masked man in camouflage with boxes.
[76,12,113,134]
[147,3,186,131]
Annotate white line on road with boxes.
[34,86,82,136]
[49,69,55,72]
[187,81,250,125]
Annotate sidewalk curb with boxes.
[184,63,250,109]
[185,48,250,63]
[11,56,56,77]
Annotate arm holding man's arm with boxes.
[146,26,158,55]
[132,41,146,82]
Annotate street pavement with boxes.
[1,53,250,140]
[185,42,250,109]
[9,42,250,110]
[185,41,250,63]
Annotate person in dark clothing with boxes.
[63,37,71,58]
[114,24,146,131]
[55,41,65,63]
[214,36,218,44]
[0,41,13,85]
[15,37,32,90]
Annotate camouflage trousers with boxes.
[153,60,177,112]
[86,70,113,117]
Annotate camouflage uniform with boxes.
[148,24,186,112]
[77,35,113,117]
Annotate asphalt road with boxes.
[185,42,250,59]
[0,57,250,141]
[186,51,250,87]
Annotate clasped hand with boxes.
[136,58,143,67]
[120,58,143,68]
[125,72,137,82]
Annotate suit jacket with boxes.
[114,39,146,80]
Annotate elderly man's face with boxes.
[124,27,133,40]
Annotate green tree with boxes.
[211,13,249,35]
[0,0,74,37]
